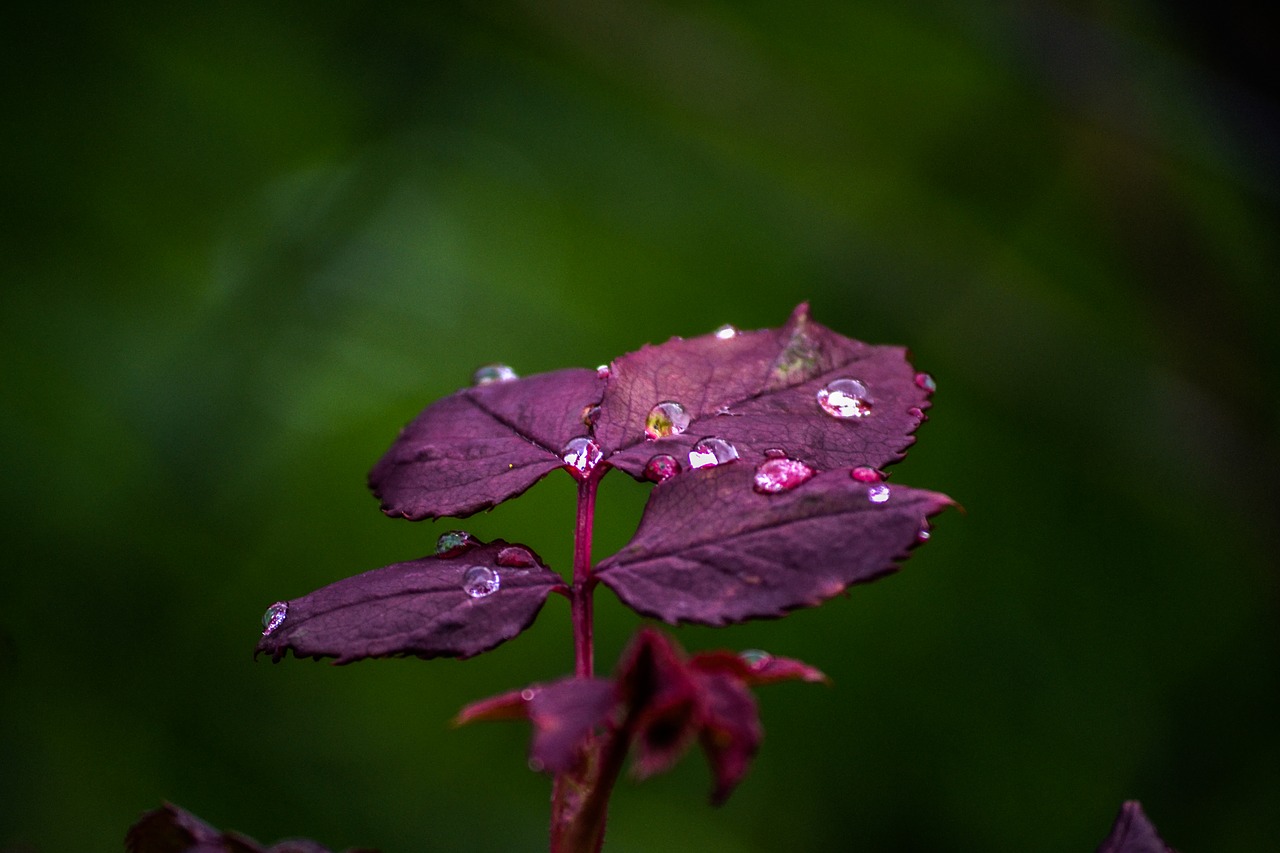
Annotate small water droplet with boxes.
[713,324,740,339]
[645,401,691,439]
[473,363,518,386]
[580,404,601,426]
[908,406,926,421]
[561,436,603,477]
[496,546,537,568]
[817,378,873,418]
[688,437,739,469]
[644,454,681,483]
[850,466,883,483]
[436,530,477,555]
[520,687,538,702]
[753,457,815,494]
[462,566,501,598]
[763,448,787,459]
[262,602,288,636]
[596,364,611,378]
[740,649,772,668]
[916,521,932,542]
[914,372,936,394]
[867,483,891,504]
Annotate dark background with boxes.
[2,3,1277,851]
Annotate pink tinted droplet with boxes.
[816,378,872,419]
[850,466,883,483]
[914,372,937,394]
[753,457,815,494]
[644,454,681,483]
[496,546,537,568]
[763,448,788,459]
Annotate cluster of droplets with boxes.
[261,602,288,636]
[817,378,872,419]
[472,363,518,386]
[561,436,603,477]
[462,566,501,598]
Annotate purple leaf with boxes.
[595,304,933,479]
[369,368,605,519]
[1096,801,1176,853]
[596,464,950,625]
[695,672,761,805]
[688,650,830,686]
[125,803,376,853]
[255,541,566,664]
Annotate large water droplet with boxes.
[817,378,873,418]
[688,437,739,469]
[867,483,891,504]
[561,436,603,477]
[462,566,501,598]
[645,401,691,439]
[496,546,537,568]
[644,454,681,483]
[914,372,937,394]
[436,530,477,555]
[713,324,740,339]
[262,602,288,636]
[740,649,772,669]
[753,457,815,494]
[850,466,883,483]
[473,363,518,386]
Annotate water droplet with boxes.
[688,437,739,469]
[496,546,537,568]
[914,372,936,393]
[817,378,873,418]
[561,436,603,476]
[580,404,600,426]
[520,687,538,702]
[596,364,611,378]
[645,401,691,439]
[436,530,477,555]
[740,649,772,669]
[713,324,740,339]
[916,521,932,542]
[262,602,288,636]
[763,448,787,459]
[867,483,891,504]
[462,566,501,598]
[472,363,518,386]
[850,466,883,483]
[644,454,681,483]
[753,457,815,494]
[908,406,926,421]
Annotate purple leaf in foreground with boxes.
[370,368,605,519]
[125,803,376,853]
[596,464,950,625]
[255,541,566,664]
[595,304,933,479]
[1096,801,1176,853]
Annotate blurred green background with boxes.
[3,2,1277,851]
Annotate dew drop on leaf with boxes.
[472,363,518,386]
[908,406,926,422]
[850,466,883,483]
[436,530,477,555]
[816,378,873,419]
[496,546,537,568]
[763,448,787,459]
[580,404,600,427]
[462,566,501,598]
[752,457,815,494]
[644,454,681,483]
[867,483,891,504]
[261,602,288,636]
[520,687,538,702]
[740,649,772,668]
[688,437,739,469]
[596,364,611,378]
[916,521,932,542]
[914,372,937,393]
[713,323,740,339]
[561,436,603,476]
[645,401,691,439]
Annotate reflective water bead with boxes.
[561,436,603,476]
[261,602,288,636]
[645,401,691,439]
[472,363,518,386]
[817,378,873,418]
[496,546,537,568]
[908,406,926,422]
[688,437,739,469]
[753,457,815,494]
[436,530,477,554]
[644,454,681,483]
[914,372,937,393]
[763,447,787,459]
[740,649,772,668]
[867,483,891,504]
[596,364,611,379]
[916,521,932,542]
[850,466,883,483]
[713,324,740,339]
[462,566,501,598]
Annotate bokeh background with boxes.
[3,2,1277,851]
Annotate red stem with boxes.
[571,472,599,678]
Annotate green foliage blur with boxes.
[3,3,1277,851]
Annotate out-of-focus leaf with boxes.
[125,803,377,853]
[369,368,605,519]
[1096,801,1176,853]
[255,540,566,664]
[596,464,950,625]
[688,650,830,686]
